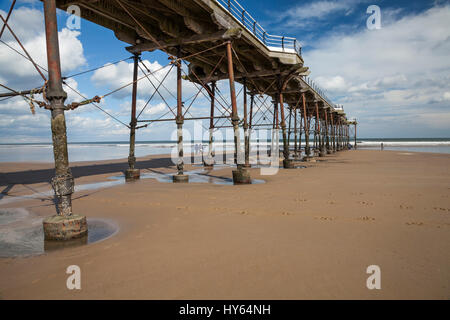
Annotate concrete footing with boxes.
[173,174,189,183]
[43,214,88,241]
[232,167,251,185]
[125,168,140,181]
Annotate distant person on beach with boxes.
[381,142,384,150]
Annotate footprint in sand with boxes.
[281,211,291,216]
[405,221,424,226]
[400,204,413,210]
[295,198,308,202]
[315,216,335,221]
[239,210,249,215]
[358,201,373,206]
[327,200,337,205]
[433,207,450,212]
[358,216,375,221]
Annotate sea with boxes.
[0,138,449,163]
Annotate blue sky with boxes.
[0,0,449,142]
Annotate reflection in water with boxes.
[0,209,118,258]
[0,167,266,206]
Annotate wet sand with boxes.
[0,150,449,299]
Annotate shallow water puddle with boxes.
[0,208,118,258]
[0,167,265,206]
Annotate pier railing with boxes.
[215,0,302,56]
[216,0,341,112]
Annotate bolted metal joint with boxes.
[45,88,67,102]
[176,115,184,125]
[51,172,74,196]
[129,118,137,127]
[231,115,240,126]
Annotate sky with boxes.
[0,0,449,142]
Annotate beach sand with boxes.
[0,150,449,299]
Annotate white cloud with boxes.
[315,75,348,91]
[302,5,450,136]
[90,59,199,101]
[0,5,88,142]
[0,7,86,90]
[277,0,370,27]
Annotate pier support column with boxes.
[42,0,87,241]
[299,112,303,157]
[243,78,251,168]
[331,111,336,152]
[302,93,310,160]
[249,93,254,164]
[293,107,299,159]
[125,53,141,181]
[226,41,250,184]
[345,123,350,150]
[173,46,188,183]
[204,81,216,168]
[324,108,331,154]
[279,91,293,168]
[337,118,342,151]
[315,101,325,157]
[354,121,357,149]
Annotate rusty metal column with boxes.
[354,121,357,149]
[204,81,216,167]
[173,46,188,182]
[324,108,331,154]
[42,0,87,241]
[226,41,250,184]
[337,118,342,151]
[336,117,340,151]
[315,101,325,157]
[271,98,278,158]
[347,123,350,149]
[287,107,292,148]
[279,90,293,168]
[243,78,250,168]
[293,107,299,159]
[299,112,303,156]
[125,53,140,181]
[302,92,310,159]
[249,93,254,164]
[330,110,335,152]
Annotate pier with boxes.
[1,0,355,240]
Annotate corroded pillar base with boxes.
[232,167,251,185]
[203,163,214,170]
[303,156,316,163]
[242,163,251,168]
[319,148,327,157]
[43,214,87,241]
[125,168,140,181]
[173,174,189,183]
[327,149,332,154]
[283,159,295,168]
